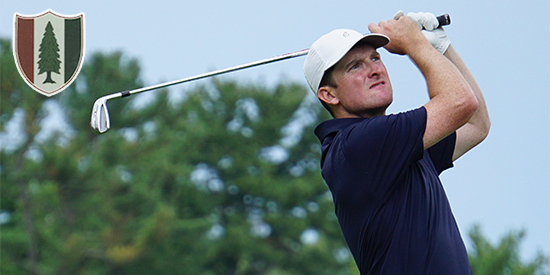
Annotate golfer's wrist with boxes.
[406,38,437,61]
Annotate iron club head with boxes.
[90,94,120,133]
[90,96,110,133]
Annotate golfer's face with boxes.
[331,44,393,117]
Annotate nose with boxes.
[368,63,382,79]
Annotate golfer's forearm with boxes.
[444,45,491,134]
[408,42,478,149]
[409,43,474,109]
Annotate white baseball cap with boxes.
[303,29,389,93]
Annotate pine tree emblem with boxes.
[14,10,85,96]
[37,21,61,84]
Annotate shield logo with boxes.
[13,9,85,97]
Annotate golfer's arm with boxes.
[409,43,478,150]
[444,45,491,161]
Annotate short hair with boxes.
[319,64,337,89]
[318,65,337,117]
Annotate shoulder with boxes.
[345,107,428,145]
[316,108,427,170]
[315,108,427,148]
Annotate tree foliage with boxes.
[468,225,549,275]
[2,37,354,274]
[1,37,548,274]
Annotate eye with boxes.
[371,55,381,62]
[349,62,361,71]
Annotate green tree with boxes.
[2,37,354,274]
[38,21,61,84]
[468,225,549,275]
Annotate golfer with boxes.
[303,11,490,274]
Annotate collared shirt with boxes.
[314,107,471,275]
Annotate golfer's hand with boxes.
[368,15,429,56]
[396,11,451,54]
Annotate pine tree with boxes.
[38,21,61,84]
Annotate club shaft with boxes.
[96,14,450,100]
[105,13,450,99]
[117,48,310,98]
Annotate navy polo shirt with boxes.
[314,107,471,275]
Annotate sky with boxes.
[1,0,549,264]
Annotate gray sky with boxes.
[2,0,549,263]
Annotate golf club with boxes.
[91,14,450,133]
[90,48,309,133]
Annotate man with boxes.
[303,11,490,274]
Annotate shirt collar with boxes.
[314,118,365,143]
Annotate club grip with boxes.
[437,14,451,27]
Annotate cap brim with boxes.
[359,33,390,49]
[324,33,390,74]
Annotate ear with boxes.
[318,86,339,106]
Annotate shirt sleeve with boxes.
[427,132,456,174]
[342,107,427,199]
